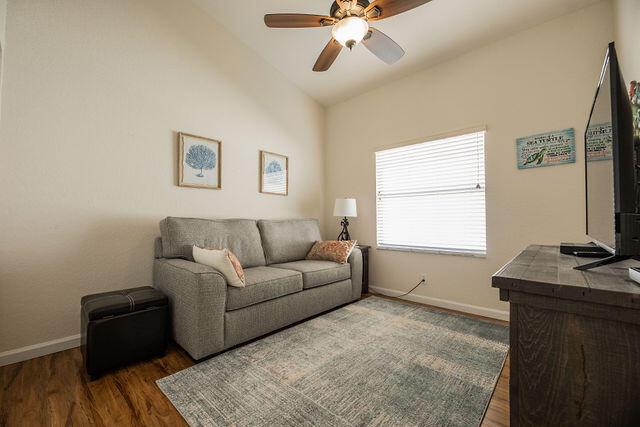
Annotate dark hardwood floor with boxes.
[0,345,193,426]
[483,355,510,427]
[0,297,510,426]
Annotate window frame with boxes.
[374,127,488,257]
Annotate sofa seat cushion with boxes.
[270,260,351,289]
[226,266,302,311]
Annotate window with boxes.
[375,130,486,256]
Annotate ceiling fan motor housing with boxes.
[330,0,371,19]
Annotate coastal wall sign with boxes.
[586,122,613,162]
[516,128,576,170]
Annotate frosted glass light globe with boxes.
[332,17,369,49]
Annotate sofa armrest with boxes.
[153,258,226,359]
[348,247,363,300]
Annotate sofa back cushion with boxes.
[159,217,266,268]
[258,219,322,264]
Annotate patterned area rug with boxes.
[158,297,509,426]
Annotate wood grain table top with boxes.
[492,245,640,309]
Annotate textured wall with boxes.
[324,2,613,315]
[0,0,325,352]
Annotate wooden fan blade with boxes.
[362,28,405,64]
[365,0,433,21]
[264,14,335,28]
[313,38,343,72]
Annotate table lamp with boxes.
[334,198,357,241]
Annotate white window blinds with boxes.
[375,131,486,255]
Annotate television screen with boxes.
[586,54,616,252]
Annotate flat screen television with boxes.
[580,42,640,270]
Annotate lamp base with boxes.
[337,217,351,241]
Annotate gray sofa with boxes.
[153,217,363,360]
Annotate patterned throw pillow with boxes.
[306,240,357,264]
[192,246,246,287]
[226,251,245,283]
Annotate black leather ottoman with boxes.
[81,286,169,379]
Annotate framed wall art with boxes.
[260,150,288,196]
[178,132,221,189]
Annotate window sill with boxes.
[376,245,487,258]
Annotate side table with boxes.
[356,245,370,294]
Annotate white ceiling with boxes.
[194,0,601,106]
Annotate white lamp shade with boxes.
[334,198,357,217]
[331,17,369,48]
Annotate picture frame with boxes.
[260,150,288,196]
[178,132,222,189]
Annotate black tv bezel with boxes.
[584,42,637,256]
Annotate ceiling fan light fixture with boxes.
[264,0,433,71]
[331,17,369,49]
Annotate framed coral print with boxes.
[260,150,288,196]
[178,132,221,189]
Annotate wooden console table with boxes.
[492,245,640,426]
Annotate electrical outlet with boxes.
[420,273,427,283]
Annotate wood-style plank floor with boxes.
[0,297,509,426]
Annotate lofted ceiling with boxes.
[193,0,601,106]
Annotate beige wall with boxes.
[0,0,5,52]
[613,0,640,81]
[0,0,6,117]
[0,0,325,353]
[325,2,613,316]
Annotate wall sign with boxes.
[516,128,576,169]
[586,122,613,162]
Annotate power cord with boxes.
[396,279,426,297]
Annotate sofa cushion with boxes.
[159,217,266,268]
[258,219,322,264]
[270,260,351,289]
[226,266,302,311]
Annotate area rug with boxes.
[158,296,509,426]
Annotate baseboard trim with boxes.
[369,286,510,321]
[0,290,508,367]
[0,334,81,367]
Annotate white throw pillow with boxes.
[192,246,246,288]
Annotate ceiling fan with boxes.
[264,0,433,72]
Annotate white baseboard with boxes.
[370,286,510,321]
[0,334,81,367]
[0,289,507,367]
